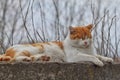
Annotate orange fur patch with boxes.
[52,41,63,49]
[5,48,16,58]
[70,25,92,40]
[27,42,50,51]
[21,51,31,57]
[31,43,44,52]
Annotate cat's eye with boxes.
[82,37,85,40]
[82,36,89,40]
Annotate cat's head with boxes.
[68,24,93,48]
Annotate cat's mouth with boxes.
[83,44,90,48]
[72,44,90,48]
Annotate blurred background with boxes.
[0,0,120,61]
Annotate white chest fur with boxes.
[63,37,95,62]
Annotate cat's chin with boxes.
[72,45,90,48]
[84,45,89,48]
[80,45,90,48]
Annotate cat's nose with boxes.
[84,42,87,45]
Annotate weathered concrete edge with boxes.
[0,62,119,80]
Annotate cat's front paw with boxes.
[96,55,114,63]
[104,57,113,63]
[99,57,113,63]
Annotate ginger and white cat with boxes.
[0,24,113,66]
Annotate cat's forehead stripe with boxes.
[70,27,92,40]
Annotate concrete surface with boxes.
[0,62,119,80]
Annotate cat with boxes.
[63,24,113,66]
[0,41,66,62]
[0,24,113,66]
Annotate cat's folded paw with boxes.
[93,58,104,67]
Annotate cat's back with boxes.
[5,41,64,56]
[4,44,42,57]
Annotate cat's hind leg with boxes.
[31,54,50,62]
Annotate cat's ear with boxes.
[69,26,75,34]
[69,26,73,30]
[86,24,93,30]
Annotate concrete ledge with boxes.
[0,62,119,80]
